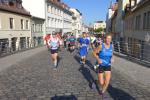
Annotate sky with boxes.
[63,0,116,25]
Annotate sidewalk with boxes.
[0,46,46,72]
[113,56,150,89]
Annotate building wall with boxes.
[106,8,115,32]
[124,4,150,41]
[46,2,72,35]
[31,17,45,46]
[124,2,150,61]
[94,21,106,30]
[70,8,82,38]
[63,11,72,34]
[0,10,31,50]
[22,0,46,36]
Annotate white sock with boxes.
[54,60,57,67]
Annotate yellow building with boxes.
[0,0,31,52]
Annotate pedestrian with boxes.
[90,34,96,50]
[48,32,61,70]
[63,34,67,49]
[93,34,114,98]
[68,34,76,53]
[79,32,90,65]
[86,33,91,52]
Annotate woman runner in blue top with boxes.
[93,34,114,97]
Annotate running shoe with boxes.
[101,93,107,100]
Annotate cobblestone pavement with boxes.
[0,48,149,100]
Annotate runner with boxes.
[93,36,103,70]
[93,34,114,99]
[86,33,91,52]
[48,32,61,70]
[79,32,90,65]
[68,34,76,53]
[90,34,96,50]
[63,34,67,49]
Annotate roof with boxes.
[124,0,150,18]
[95,21,105,23]
[0,4,31,16]
[132,0,150,12]
[76,9,82,15]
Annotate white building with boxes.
[0,0,31,51]
[70,8,82,38]
[23,0,72,36]
[22,0,46,35]
[46,0,72,35]
[94,21,106,30]
[82,24,89,33]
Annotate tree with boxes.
[94,27,104,33]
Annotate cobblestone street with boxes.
[0,48,149,100]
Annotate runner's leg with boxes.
[54,53,58,67]
[98,72,105,92]
[102,71,111,93]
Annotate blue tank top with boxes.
[99,43,113,67]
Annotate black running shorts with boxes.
[50,49,58,54]
[98,66,111,73]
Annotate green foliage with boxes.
[94,27,104,33]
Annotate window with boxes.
[0,18,1,29]
[48,5,51,13]
[21,19,24,29]
[10,18,14,29]
[26,20,29,29]
[143,13,147,29]
[55,8,56,14]
[148,11,150,29]
[143,11,150,30]
[52,7,54,14]
[32,24,35,32]
[135,15,141,30]
[41,25,43,32]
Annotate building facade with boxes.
[82,24,89,33]
[46,0,72,35]
[94,21,106,30]
[31,16,45,47]
[0,0,31,52]
[70,8,82,38]
[106,2,117,33]
[22,0,46,38]
[123,0,150,61]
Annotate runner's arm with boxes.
[93,45,102,64]
[47,39,51,48]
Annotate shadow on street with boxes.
[51,95,77,100]
[78,66,101,94]
[108,85,136,100]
